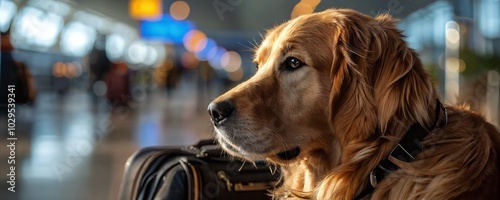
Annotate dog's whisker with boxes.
[238,160,247,171]
[251,161,258,169]
[252,39,260,48]
[268,166,273,175]
[237,41,256,52]
[270,165,278,175]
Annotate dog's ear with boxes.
[328,11,435,141]
[328,11,378,143]
[371,14,436,133]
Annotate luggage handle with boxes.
[193,139,216,149]
[217,171,277,192]
[189,139,222,158]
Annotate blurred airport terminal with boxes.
[0,0,499,199]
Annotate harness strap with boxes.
[355,99,447,200]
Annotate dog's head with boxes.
[208,9,434,164]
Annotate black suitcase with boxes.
[118,139,281,200]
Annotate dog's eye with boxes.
[284,57,303,70]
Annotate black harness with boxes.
[355,99,448,199]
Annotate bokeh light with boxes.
[221,51,241,72]
[445,57,460,72]
[291,0,321,19]
[64,63,76,78]
[195,39,217,61]
[170,1,190,20]
[52,62,66,78]
[0,0,17,32]
[183,29,207,52]
[93,80,107,96]
[11,7,64,49]
[152,44,167,67]
[60,21,97,57]
[52,62,83,78]
[126,41,148,64]
[446,28,460,44]
[291,2,314,19]
[72,62,83,77]
[143,46,159,66]
[129,0,162,20]
[208,47,226,69]
[302,0,321,7]
[106,34,127,61]
[140,14,194,44]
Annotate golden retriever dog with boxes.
[208,9,500,199]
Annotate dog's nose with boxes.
[208,100,234,123]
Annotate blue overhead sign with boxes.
[140,14,194,44]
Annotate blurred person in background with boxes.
[104,60,131,107]
[0,30,36,114]
[88,47,111,103]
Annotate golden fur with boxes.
[209,9,500,199]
